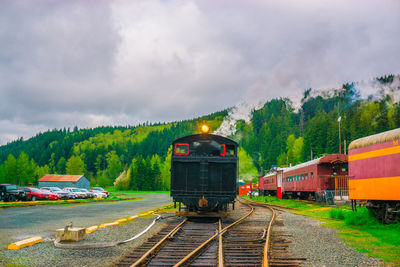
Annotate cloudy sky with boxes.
[0,0,399,144]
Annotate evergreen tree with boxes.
[66,155,86,175]
[16,152,30,185]
[4,154,17,184]
[56,157,66,174]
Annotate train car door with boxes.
[277,172,282,199]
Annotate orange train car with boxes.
[238,183,258,196]
[349,128,400,223]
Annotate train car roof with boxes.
[283,154,347,173]
[173,134,238,145]
[261,167,287,178]
[348,127,400,150]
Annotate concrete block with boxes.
[85,226,99,234]
[8,236,43,250]
[56,227,86,241]
[99,222,119,228]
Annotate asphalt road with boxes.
[0,193,171,248]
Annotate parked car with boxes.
[40,187,73,199]
[79,188,94,198]
[64,187,87,199]
[42,190,60,200]
[90,190,107,198]
[0,184,26,202]
[90,187,109,197]
[19,187,60,201]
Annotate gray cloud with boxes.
[0,0,399,144]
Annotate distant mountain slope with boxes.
[0,110,227,188]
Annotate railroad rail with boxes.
[242,198,306,266]
[115,199,304,266]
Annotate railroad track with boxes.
[115,199,304,266]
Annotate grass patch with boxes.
[247,195,400,264]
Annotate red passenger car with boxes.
[259,173,277,196]
[282,154,348,199]
[258,168,285,197]
[259,154,348,200]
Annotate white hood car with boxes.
[90,190,107,198]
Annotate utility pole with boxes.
[338,102,342,154]
[338,116,342,154]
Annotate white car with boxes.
[90,190,107,198]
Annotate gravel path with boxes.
[280,211,382,267]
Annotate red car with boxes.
[90,187,109,197]
[20,187,59,201]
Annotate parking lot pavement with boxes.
[0,193,171,248]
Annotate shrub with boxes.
[330,207,378,226]
[344,207,378,226]
[329,208,345,220]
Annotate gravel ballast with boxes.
[280,211,382,267]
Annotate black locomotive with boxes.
[170,125,238,213]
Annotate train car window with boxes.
[192,140,222,156]
[310,172,314,180]
[226,145,236,156]
[175,143,189,155]
[305,173,308,180]
[220,144,226,156]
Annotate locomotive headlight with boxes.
[200,124,210,134]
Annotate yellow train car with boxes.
[348,128,400,223]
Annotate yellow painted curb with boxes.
[85,226,99,234]
[8,236,43,250]
[128,215,139,221]
[115,218,128,224]
[99,222,119,228]
[140,210,154,216]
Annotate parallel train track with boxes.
[115,199,304,266]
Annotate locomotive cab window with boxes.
[226,145,236,156]
[175,143,189,155]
